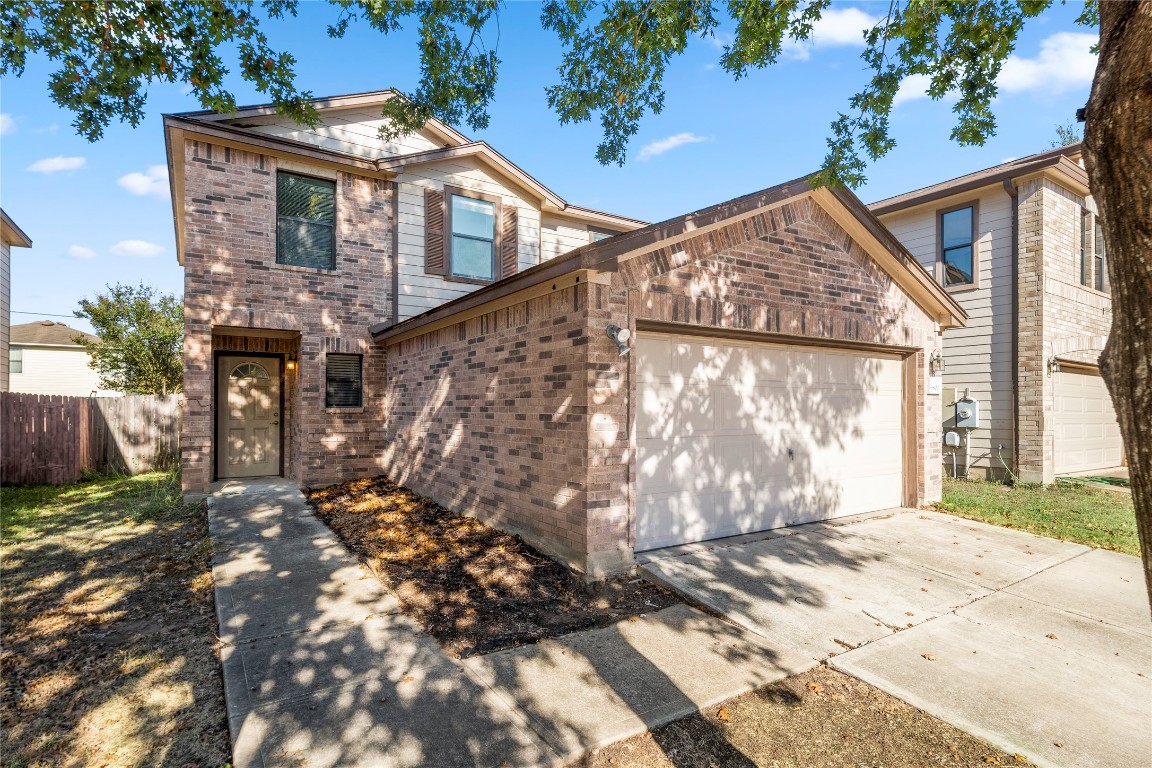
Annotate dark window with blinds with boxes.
[1095,220,1108,293]
[277,172,336,269]
[939,205,975,287]
[325,354,362,408]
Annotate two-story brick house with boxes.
[872,144,1121,484]
[168,90,967,574]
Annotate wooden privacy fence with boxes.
[1,393,182,486]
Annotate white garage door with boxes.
[1054,368,1123,474]
[635,333,904,551]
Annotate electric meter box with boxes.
[954,397,980,429]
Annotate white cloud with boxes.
[999,32,1097,94]
[67,245,97,260]
[893,73,933,107]
[27,156,87,174]
[110,240,164,258]
[0,114,14,135]
[637,132,709,162]
[33,123,59,135]
[785,7,879,61]
[118,165,170,198]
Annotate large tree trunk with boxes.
[1082,1,1152,615]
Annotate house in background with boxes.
[8,321,121,397]
[871,144,1120,485]
[168,88,966,575]
[1,209,33,392]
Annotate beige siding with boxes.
[1,239,9,392]
[9,345,120,397]
[541,215,597,262]
[396,159,545,321]
[246,108,444,158]
[880,187,1016,478]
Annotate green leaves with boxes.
[542,0,718,165]
[4,0,1096,188]
[0,1,318,141]
[74,283,184,395]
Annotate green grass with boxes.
[937,477,1140,556]
[1,469,183,541]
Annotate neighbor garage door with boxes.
[1054,368,1123,475]
[635,333,904,551]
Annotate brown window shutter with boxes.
[500,205,519,279]
[424,188,446,275]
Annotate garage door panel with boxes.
[1054,370,1123,475]
[635,333,904,551]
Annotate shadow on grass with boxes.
[0,472,231,767]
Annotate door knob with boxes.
[272,421,279,425]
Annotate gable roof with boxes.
[1,209,33,248]
[164,89,647,264]
[870,144,1089,216]
[11,321,97,346]
[176,89,471,148]
[371,176,967,345]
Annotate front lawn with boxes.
[0,472,230,767]
[936,477,1140,556]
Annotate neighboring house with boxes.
[1,209,33,392]
[8,321,121,397]
[168,89,966,575]
[871,144,1119,484]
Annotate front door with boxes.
[217,356,281,478]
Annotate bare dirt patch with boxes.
[578,665,1037,767]
[306,476,680,658]
[0,471,230,768]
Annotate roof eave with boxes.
[0,209,33,248]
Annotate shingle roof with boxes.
[10,321,98,346]
[869,143,1087,215]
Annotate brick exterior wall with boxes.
[381,288,595,569]
[381,195,942,575]
[1016,176,1113,483]
[181,139,394,494]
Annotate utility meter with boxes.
[955,397,980,429]
[944,431,961,447]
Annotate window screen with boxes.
[940,206,974,287]
[9,346,22,374]
[1080,209,1092,287]
[277,172,336,269]
[1095,220,1108,293]
[450,195,496,280]
[325,354,362,408]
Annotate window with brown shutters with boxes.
[500,206,518,278]
[425,185,518,283]
[424,188,446,276]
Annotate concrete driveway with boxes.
[640,509,1152,768]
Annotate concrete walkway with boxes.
[640,509,1152,768]
[209,479,813,768]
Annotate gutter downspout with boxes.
[1003,178,1020,480]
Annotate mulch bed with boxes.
[306,476,680,658]
[578,665,1038,767]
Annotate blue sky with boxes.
[0,1,1095,334]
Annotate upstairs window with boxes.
[939,204,976,288]
[9,346,22,374]
[1095,219,1109,293]
[325,354,362,408]
[590,229,614,243]
[1080,209,1092,287]
[450,194,497,281]
[277,172,336,269]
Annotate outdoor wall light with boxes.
[606,324,632,356]
[929,349,945,375]
[1047,355,1061,376]
[286,355,298,372]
